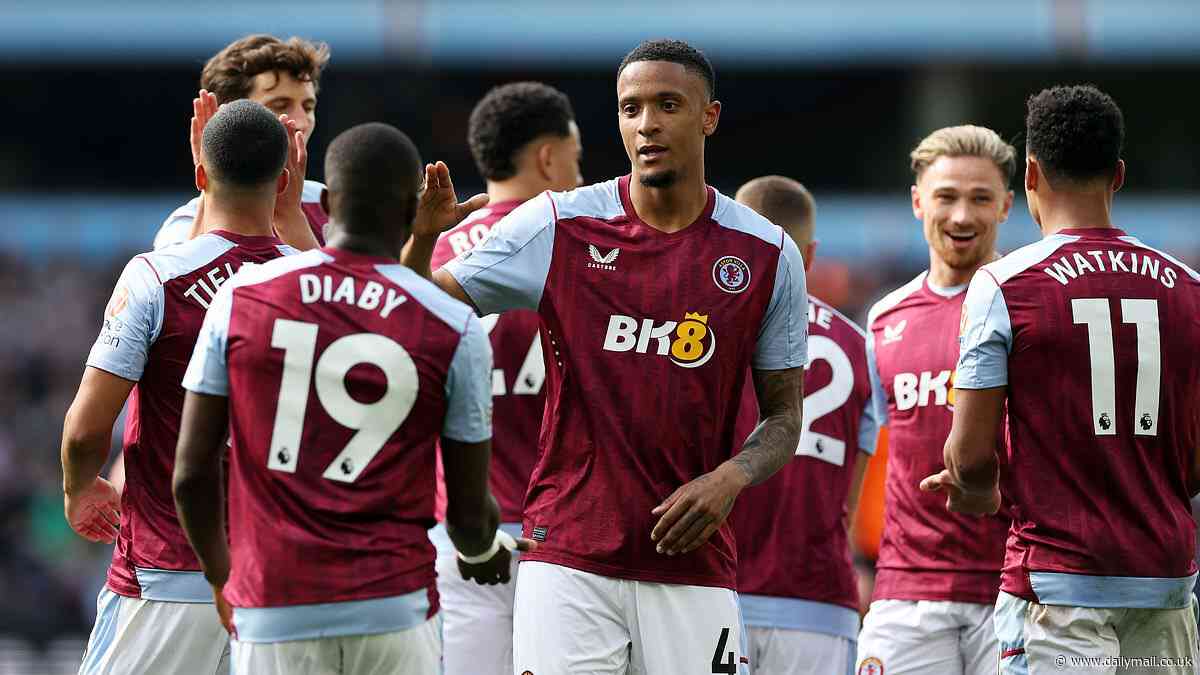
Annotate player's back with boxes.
[964,227,1200,602]
[431,199,543,524]
[87,230,293,599]
[732,295,876,623]
[213,247,484,619]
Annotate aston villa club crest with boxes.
[712,256,750,294]
[858,656,884,675]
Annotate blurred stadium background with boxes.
[1,1,1198,671]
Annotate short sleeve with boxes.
[86,256,163,381]
[442,193,556,314]
[857,334,884,454]
[182,277,235,396]
[153,198,198,250]
[754,235,809,370]
[865,330,889,427]
[441,314,494,443]
[956,269,1012,390]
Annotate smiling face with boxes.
[616,60,719,189]
[913,155,1013,275]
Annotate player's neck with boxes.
[326,228,401,262]
[487,177,547,205]
[628,173,708,233]
[202,197,275,239]
[928,255,991,289]
[1035,194,1116,237]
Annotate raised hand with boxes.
[64,476,121,544]
[276,114,308,215]
[412,161,489,239]
[270,114,319,250]
[189,90,219,169]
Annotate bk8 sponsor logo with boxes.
[893,369,958,410]
[602,312,716,368]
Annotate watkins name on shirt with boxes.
[1043,248,1178,289]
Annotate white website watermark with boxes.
[1056,654,1195,670]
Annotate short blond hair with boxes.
[734,175,815,247]
[910,125,1016,185]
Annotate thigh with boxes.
[750,627,852,675]
[955,602,999,675]
[230,638,338,675]
[1115,598,1199,674]
[855,600,963,675]
[513,561,630,675]
[996,592,1120,675]
[80,588,229,675]
[438,549,518,675]
[629,582,746,675]
[340,618,442,675]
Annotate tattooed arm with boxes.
[731,367,804,484]
[650,367,804,556]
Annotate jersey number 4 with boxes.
[1072,298,1160,436]
[266,318,418,483]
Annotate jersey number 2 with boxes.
[796,335,854,466]
[266,318,418,482]
[1072,298,1160,436]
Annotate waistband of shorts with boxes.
[1028,570,1197,609]
[233,588,434,643]
[132,567,212,603]
[739,594,860,639]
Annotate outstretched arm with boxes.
[919,386,1005,514]
[650,366,804,556]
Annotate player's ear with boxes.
[702,99,721,136]
[1025,156,1039,193]
[320,187,329,214]
[910,184,923,221]
[277,168,290,196]
[536,142,554,182]
[1000,189,1015,223]
[195,163,207,192]
[803,241,817,273]
[1111,159,1125,193]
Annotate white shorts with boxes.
[79,586,229,675]
[747,627,854,675]
[513,560,747,675]
[856,599,997,675]
[994,590,1199,674]
[433,524,522,675]
[229,617,440,675]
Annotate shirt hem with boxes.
[519,551,734,590]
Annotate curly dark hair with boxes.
[201,34,331,104]
[618,39,715,100]
[1026,84,1124,185]
[202,100,288,187]
[468,82,575,182]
